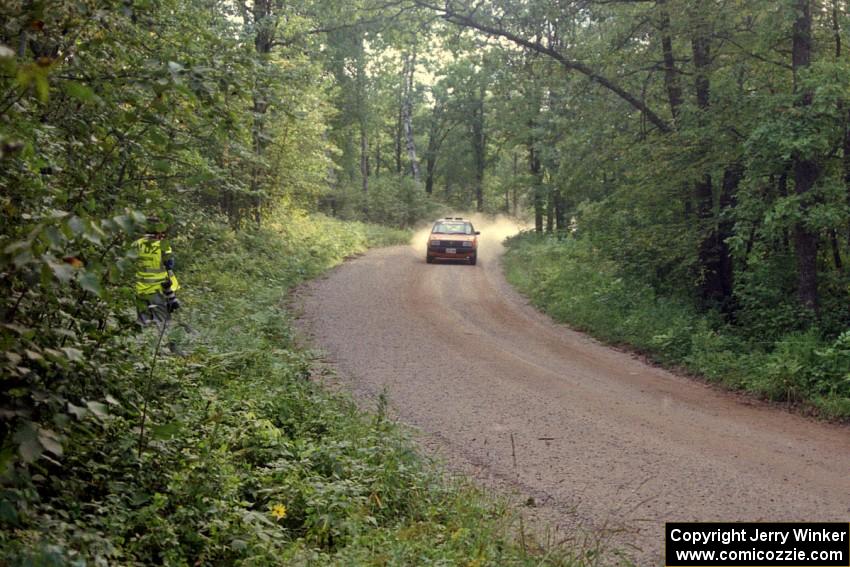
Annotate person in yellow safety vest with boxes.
[134,216,181,325]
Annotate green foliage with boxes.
[504,233,850,419]
[10,0,850,559]
[732,253,809,341]
[0,207,146,471]
[399,0,850,348]
[328,175,440,228]
[2,2,565,563]
[0,0,340,504]
[0,214,578,565]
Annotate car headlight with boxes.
[431,240,440,246]
[463,241,473,247]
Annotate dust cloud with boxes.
[410,213,529,255]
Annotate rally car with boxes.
[426,218,480,265]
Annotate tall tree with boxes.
[470,78,487,211]
[791,0,820,314]
[401,50,421,182]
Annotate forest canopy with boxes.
[2,0,850,562]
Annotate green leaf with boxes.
[4,240,30,255]
[38,428,63,457]
[61,347,84,362]
[67,403,88,420]
[2,323,30,336]
[13,249,33,267]
[43,225,64,249]
[78,272,102,297]
[151,421,181,439]
[47,257,74,282]
[24,349,43,361]
[0,499,18,526]
[86,401,108,419]
[112,214,134,233]
[151,159,171,172]
[66,216,85,235]
[13,422,42,464]
[149,130,168,146]
[82,221,104,245]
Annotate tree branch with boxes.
[412,1,671,133]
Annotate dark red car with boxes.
[426,218,480,265]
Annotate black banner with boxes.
[665,522,850,566]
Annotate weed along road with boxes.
[296,219,850,565]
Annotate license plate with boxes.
[446,248,456,254]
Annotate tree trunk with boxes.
[354,36,370,198]
[511,151,518,215]
[845,109,850,245]
[471,82,486,212]
[691,11,717,305]
[554,188,566,234]
[690,2,737,311]
[830,229,843,269]
[360,125,369,194]
[658,0,682,123]
[529,144,543,233]
[831,0,841,58]
[401,51,420,183]
[830,0,849,252]
[395,89,403,174]
[793,158,820,314]
[792,0,820,315]
[248,0,276,228]
[474,168,484,212]
[424,102,443,195]
[717,165,742,311]
[691,11,711,112]
[778,171,790,251]
[695,172,716,303]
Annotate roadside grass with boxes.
[503,233,850,420]
[3,211,585,565]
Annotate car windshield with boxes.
[432,222,473,235]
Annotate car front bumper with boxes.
[428,246,476,259]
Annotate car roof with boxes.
[435,217,471,223]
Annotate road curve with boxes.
[295,220,850,565]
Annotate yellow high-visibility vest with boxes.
[134,237,180,296]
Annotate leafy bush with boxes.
[324,176,441,228]
[504,232,850,419]
[732,253,809,342]
[2,213,579,565]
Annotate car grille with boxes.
[431,240,467,247]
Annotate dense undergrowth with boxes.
[2,213,579,565]
[503,233,850,420]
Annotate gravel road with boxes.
[295,218,850,565]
